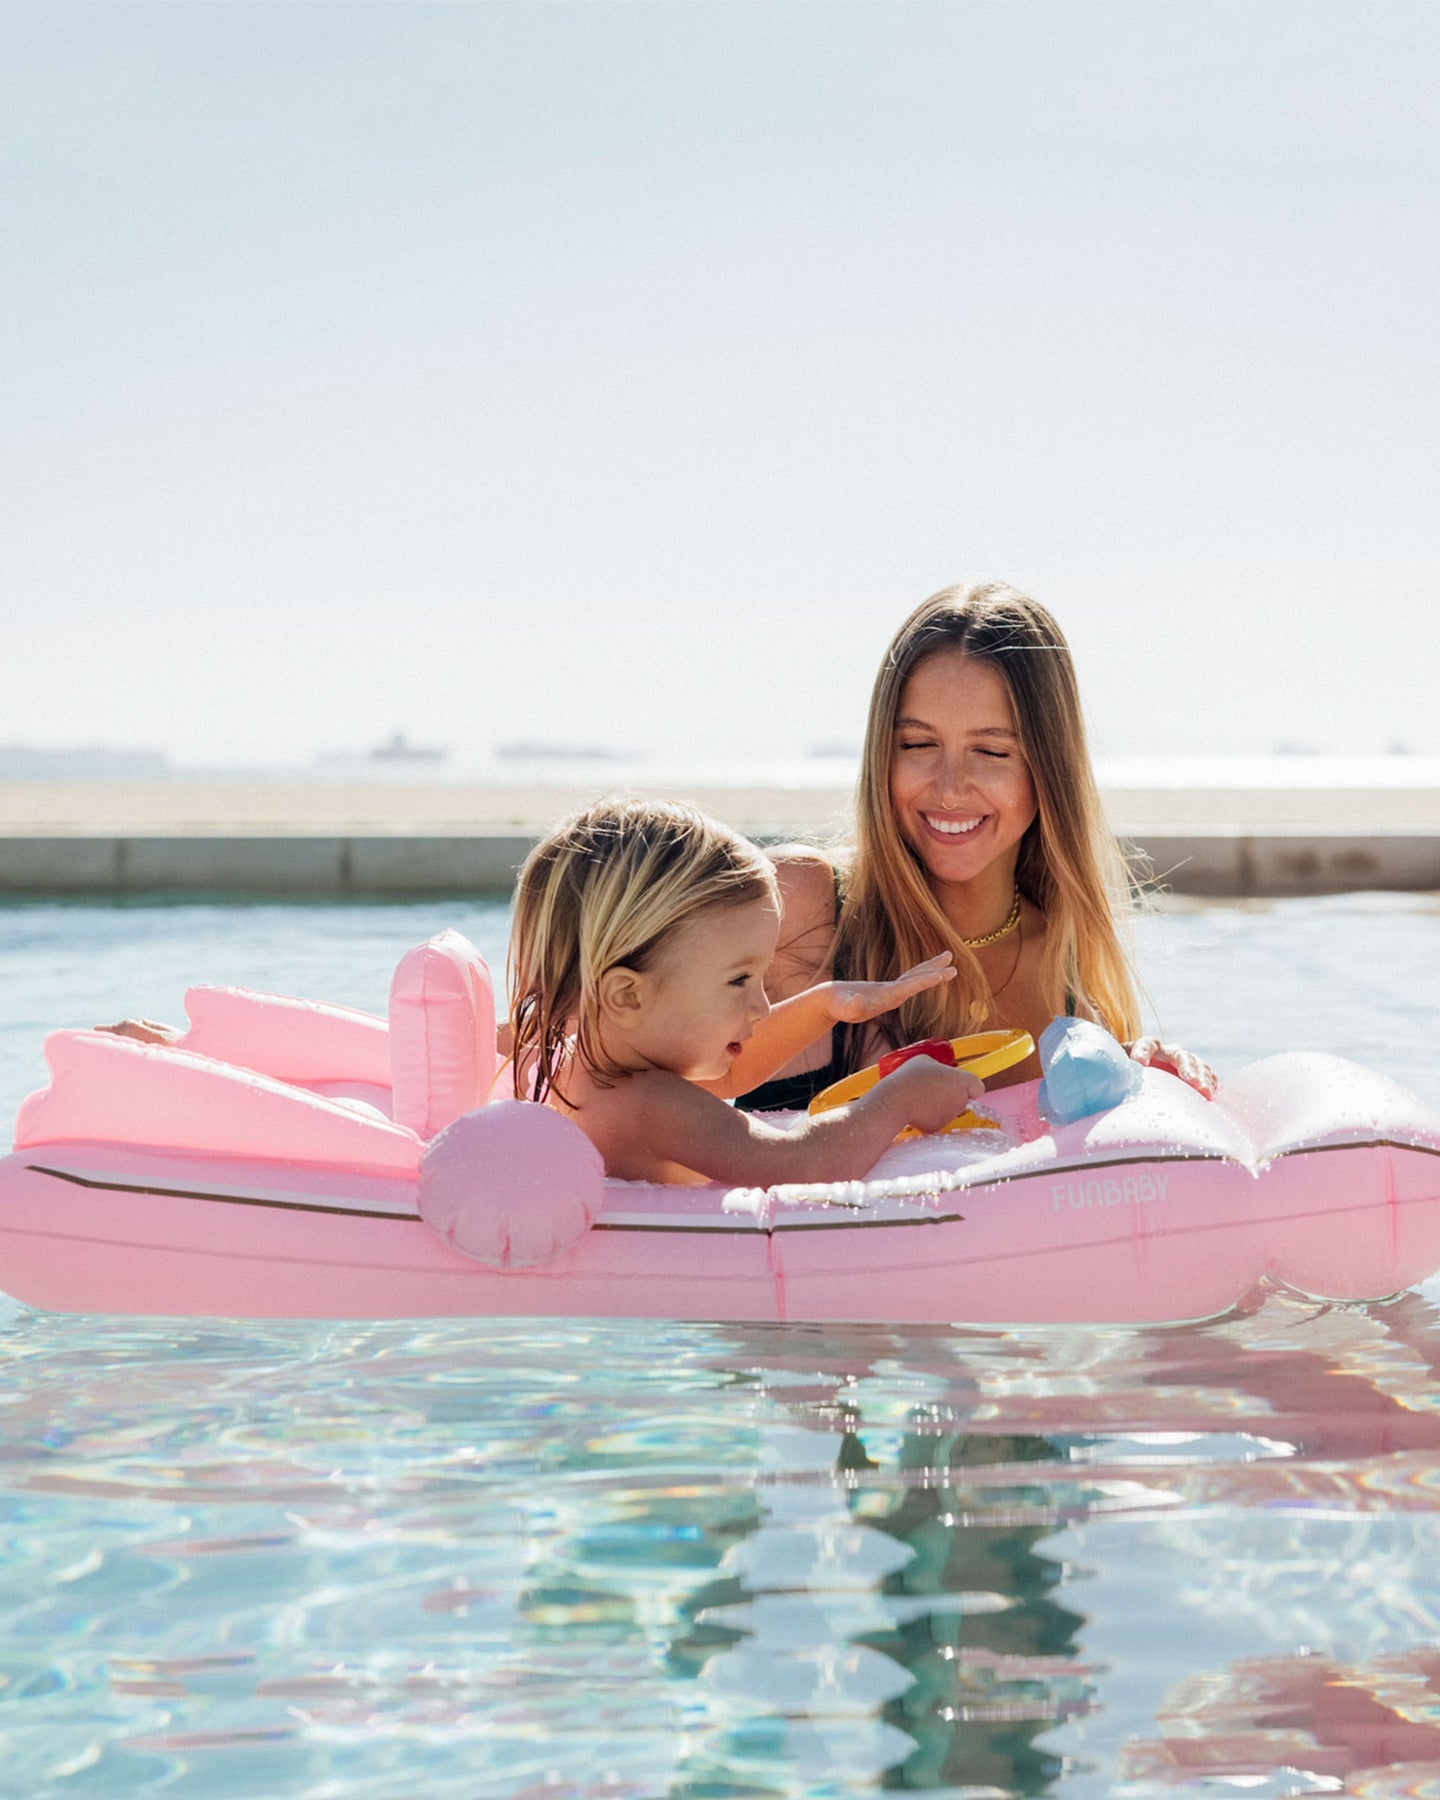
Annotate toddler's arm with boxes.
[600,1056,983,1186]
[702,953,956,1100]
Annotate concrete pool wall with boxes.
[1,827,1436,898]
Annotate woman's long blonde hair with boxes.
[837,580,1142,1056]
[508,798,776,1102]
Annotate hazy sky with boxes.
[4,1,1437,766]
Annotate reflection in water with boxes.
[1118,1649,1440,1794]
[3,1287,1440,1796]
[852,1428,1092,1793]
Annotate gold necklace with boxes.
[989,918,1024,1001]
[959,886,1021,950]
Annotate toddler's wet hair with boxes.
[508,799,776,1101]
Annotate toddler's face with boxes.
[628,897,779,1082]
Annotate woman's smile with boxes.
[920,811,989,838]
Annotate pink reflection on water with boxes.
[1121,1649,1440,1793]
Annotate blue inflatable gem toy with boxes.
[1036,1016,1143,1124]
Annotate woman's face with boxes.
[887,651,1038,888]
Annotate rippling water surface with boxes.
[2,894,1439,1797]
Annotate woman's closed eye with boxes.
[896,739,1008,759]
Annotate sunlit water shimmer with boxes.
[2,893,1439,1798]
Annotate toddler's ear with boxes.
[597,966,646,1028]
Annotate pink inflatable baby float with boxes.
[4,926,1440,1321]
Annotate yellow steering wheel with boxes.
[807,1029,1035,1134]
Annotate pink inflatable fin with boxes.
[15,1030,421,1175]
[181,986,391,1085]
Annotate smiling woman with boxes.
[734,581,1213,1106]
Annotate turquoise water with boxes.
[2,894,1440,1797]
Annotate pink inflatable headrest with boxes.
[389,930,499,1139]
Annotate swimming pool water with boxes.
[2,894,1439,1797]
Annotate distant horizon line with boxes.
[2,746,1439,792]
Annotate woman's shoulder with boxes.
[761,843,842,998]
[767,843,842,927]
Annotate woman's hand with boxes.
[826,953,955,1025]
[94,1018,181,1045]
[1128,1037,1217,1098]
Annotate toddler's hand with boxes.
[885,1057,985,1135]
[1129,1037,1217,1098]
[827,953,955,1025]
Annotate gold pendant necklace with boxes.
[959,886,1021,950]
[989,918,1024,1002]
